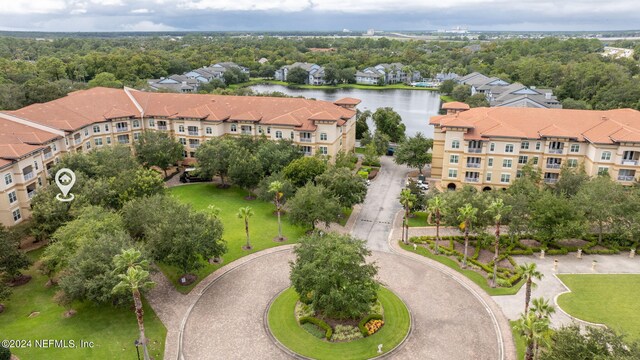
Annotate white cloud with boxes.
[121,20,176,31]
[90,0,124,5]
[0,0,67,14]
[131,8,153,14]
[177,0,311,12]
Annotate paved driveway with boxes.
[180,247,504,360]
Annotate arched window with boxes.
[230,124,237,132]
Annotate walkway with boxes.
[351,156,410,252]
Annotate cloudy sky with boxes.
[0,0,639,32]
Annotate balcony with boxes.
[544,178,558,184]
[24,172,35,181]
[43,152,53,160]
[546,163,561,169]
[116,127,129,133]
[621,160,638,166]
[188,131,199,136]
[548,149,563,154]
[27,191,35,200]
[241,131,252,135]
[158,125,168,130]
[466,163,481,168]
[467,148,482,153]
[74,138,82,145]
[300,138,312,143]
[189,144,200,149]
[464,177,480,182]
[618,175,635,181]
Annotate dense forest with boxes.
[0,35,639,111]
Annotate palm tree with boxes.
[457,203,478,268]
[399,189,417,244]
[113,248,155,360]
[237,206,254,250]
[427,196,445,254]
[513,311,550,360]
[485,198,511,287]
[529,297,555,359]
[518,262,544,313]
[269,181,285,241]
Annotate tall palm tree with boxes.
[529,297,555,359]
[518,262,544,313]
[457,203,478,268]
[485,198,511,287]
[237,206,254,250]
[513,311,550,360]
[113,248,155,360]
[269,181,285,241]
[399,189,417,244]
[427,196,446,254]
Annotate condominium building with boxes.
[0,87,359,226]
[429,106,640,191]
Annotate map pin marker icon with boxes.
[55,168,76,202]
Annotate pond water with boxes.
[249,84,441,138]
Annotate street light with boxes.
[134,339,141,360]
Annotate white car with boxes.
[417,182,429,191]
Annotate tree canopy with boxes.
[393,132,433,174]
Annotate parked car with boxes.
[179,167,209,183]
[417,182,429,191]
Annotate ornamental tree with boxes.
[393,132,433,174]
[282,156,327,188]
[315,166,367,209]
[290,232,379,319]
[287,183,341,230]
[134,130,183,177]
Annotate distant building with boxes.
[258,58,269,64]
[274,62,326,85]
[435,72,459,82]
[148,62,249,93]
[356,63,418,85]
[365,29,375,36]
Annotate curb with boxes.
[552,274,608,329]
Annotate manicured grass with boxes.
[399,242,524,296]
[239,78,438,91]
[407,212,428,227]
[0,253,166,360]
[166,184,306,293]
[354,147,366,154]
[440,95,455,102]
[557,274,640,341]
[338,207,353,227]
[268,287,410,360]
[510,320,526,360]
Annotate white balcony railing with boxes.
[158,125,168,130]
[74,138,82,145]
[24,172,35,181]
[466,163,481,168]
[621,160,638,166]
[548,149,563,154]
[544,178,558,184]
[27,191,35,200]
[467,148,482,153]
[116,127,129,133]
[241,131,252,135]
[189,144,200,149]
[546,163,561,169]
[300,138,312,143]
[464,177,480,182]
[188,131,199,136]
[43,152,53,159]
[618,175,635,181]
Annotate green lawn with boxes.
[399,242,524,296]
[440,95,455,102]
[0,250,166,360]
[557,274,640,341]
[355,147,366,155]
[268,287,410,359]
[165,184,306,293]
[407,212,428,227]
[510,320,526,360]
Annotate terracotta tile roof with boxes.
[0,117,57,161]
[334,97,361,105]
[430,107,640,144]
[441,101,470,110]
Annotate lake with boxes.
[249,84,441,138]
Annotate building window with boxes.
[38,177,42,186]
[95,138,103,146]
[487,158,493,167]
[521,141,529,150]
[503,159,513,168]
[134,132,140,140]
[105,124,110,131]
[182,150,188,158]
[451,140,460,149]
[206,127,212,134]
[148,119,154,127]
[486,172,492,182]
[4,174,12,185]
[117,135,130,144]
[275,131,282,139]
[290,131,294,139]
[320,133,328,141]
[450,155,459,164]
[51,143,57,152]
[84,128,89,136]
[12,209,21,222]
[34,161,38,170]
[267,127,271,134]
[448,169,458,178]
[570,144,580,153]
[567,159,578,168]
[598,167,609,175]
[489,143,495,152]
[65,138,69,146]
[229,124,236,132]
[505,144,514,153]
[179,125,185,133]
[500,174,511,183]
[133,120,140,128]
[86,141,91,149]
[319,146,328,155]
[93,125,100,133]
[179,138,186,145]
[518,156,528,164]
[106,137,111,144]
[601,151,612,161]
[535,142,541,150]
[8,191,17,204]
[516,170,523,178]
[532,156,539,165]
[258,126,263,134]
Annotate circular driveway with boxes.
[181,248,503,360]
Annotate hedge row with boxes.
[358,314,383,337]
[299,316,333,340]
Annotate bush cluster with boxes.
[332,325,363,342]
[358,314,383,337]
[299,316,333,340]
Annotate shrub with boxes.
[299,316,333,340]
[365,319,384,335]
[332,325,363,342]
[496,278,512,288]
[302,322,327,339]
[357,170,369,179]
[295,301,315,319]
[359,314,383,336]
[0,346,9,360]
[547,248,569,255]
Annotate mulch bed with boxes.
[8,274,32,287]
[520,239,542,248]
[317,315,360,329]
[273,236,287,242]
[242,245,253,251]
[497,258,515,270]
[216,184,231,189]
[590,245,609,251]
[476,249,495,264]
[556,238,591,248]
[178,274,197,286]
[209,257,223,265]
